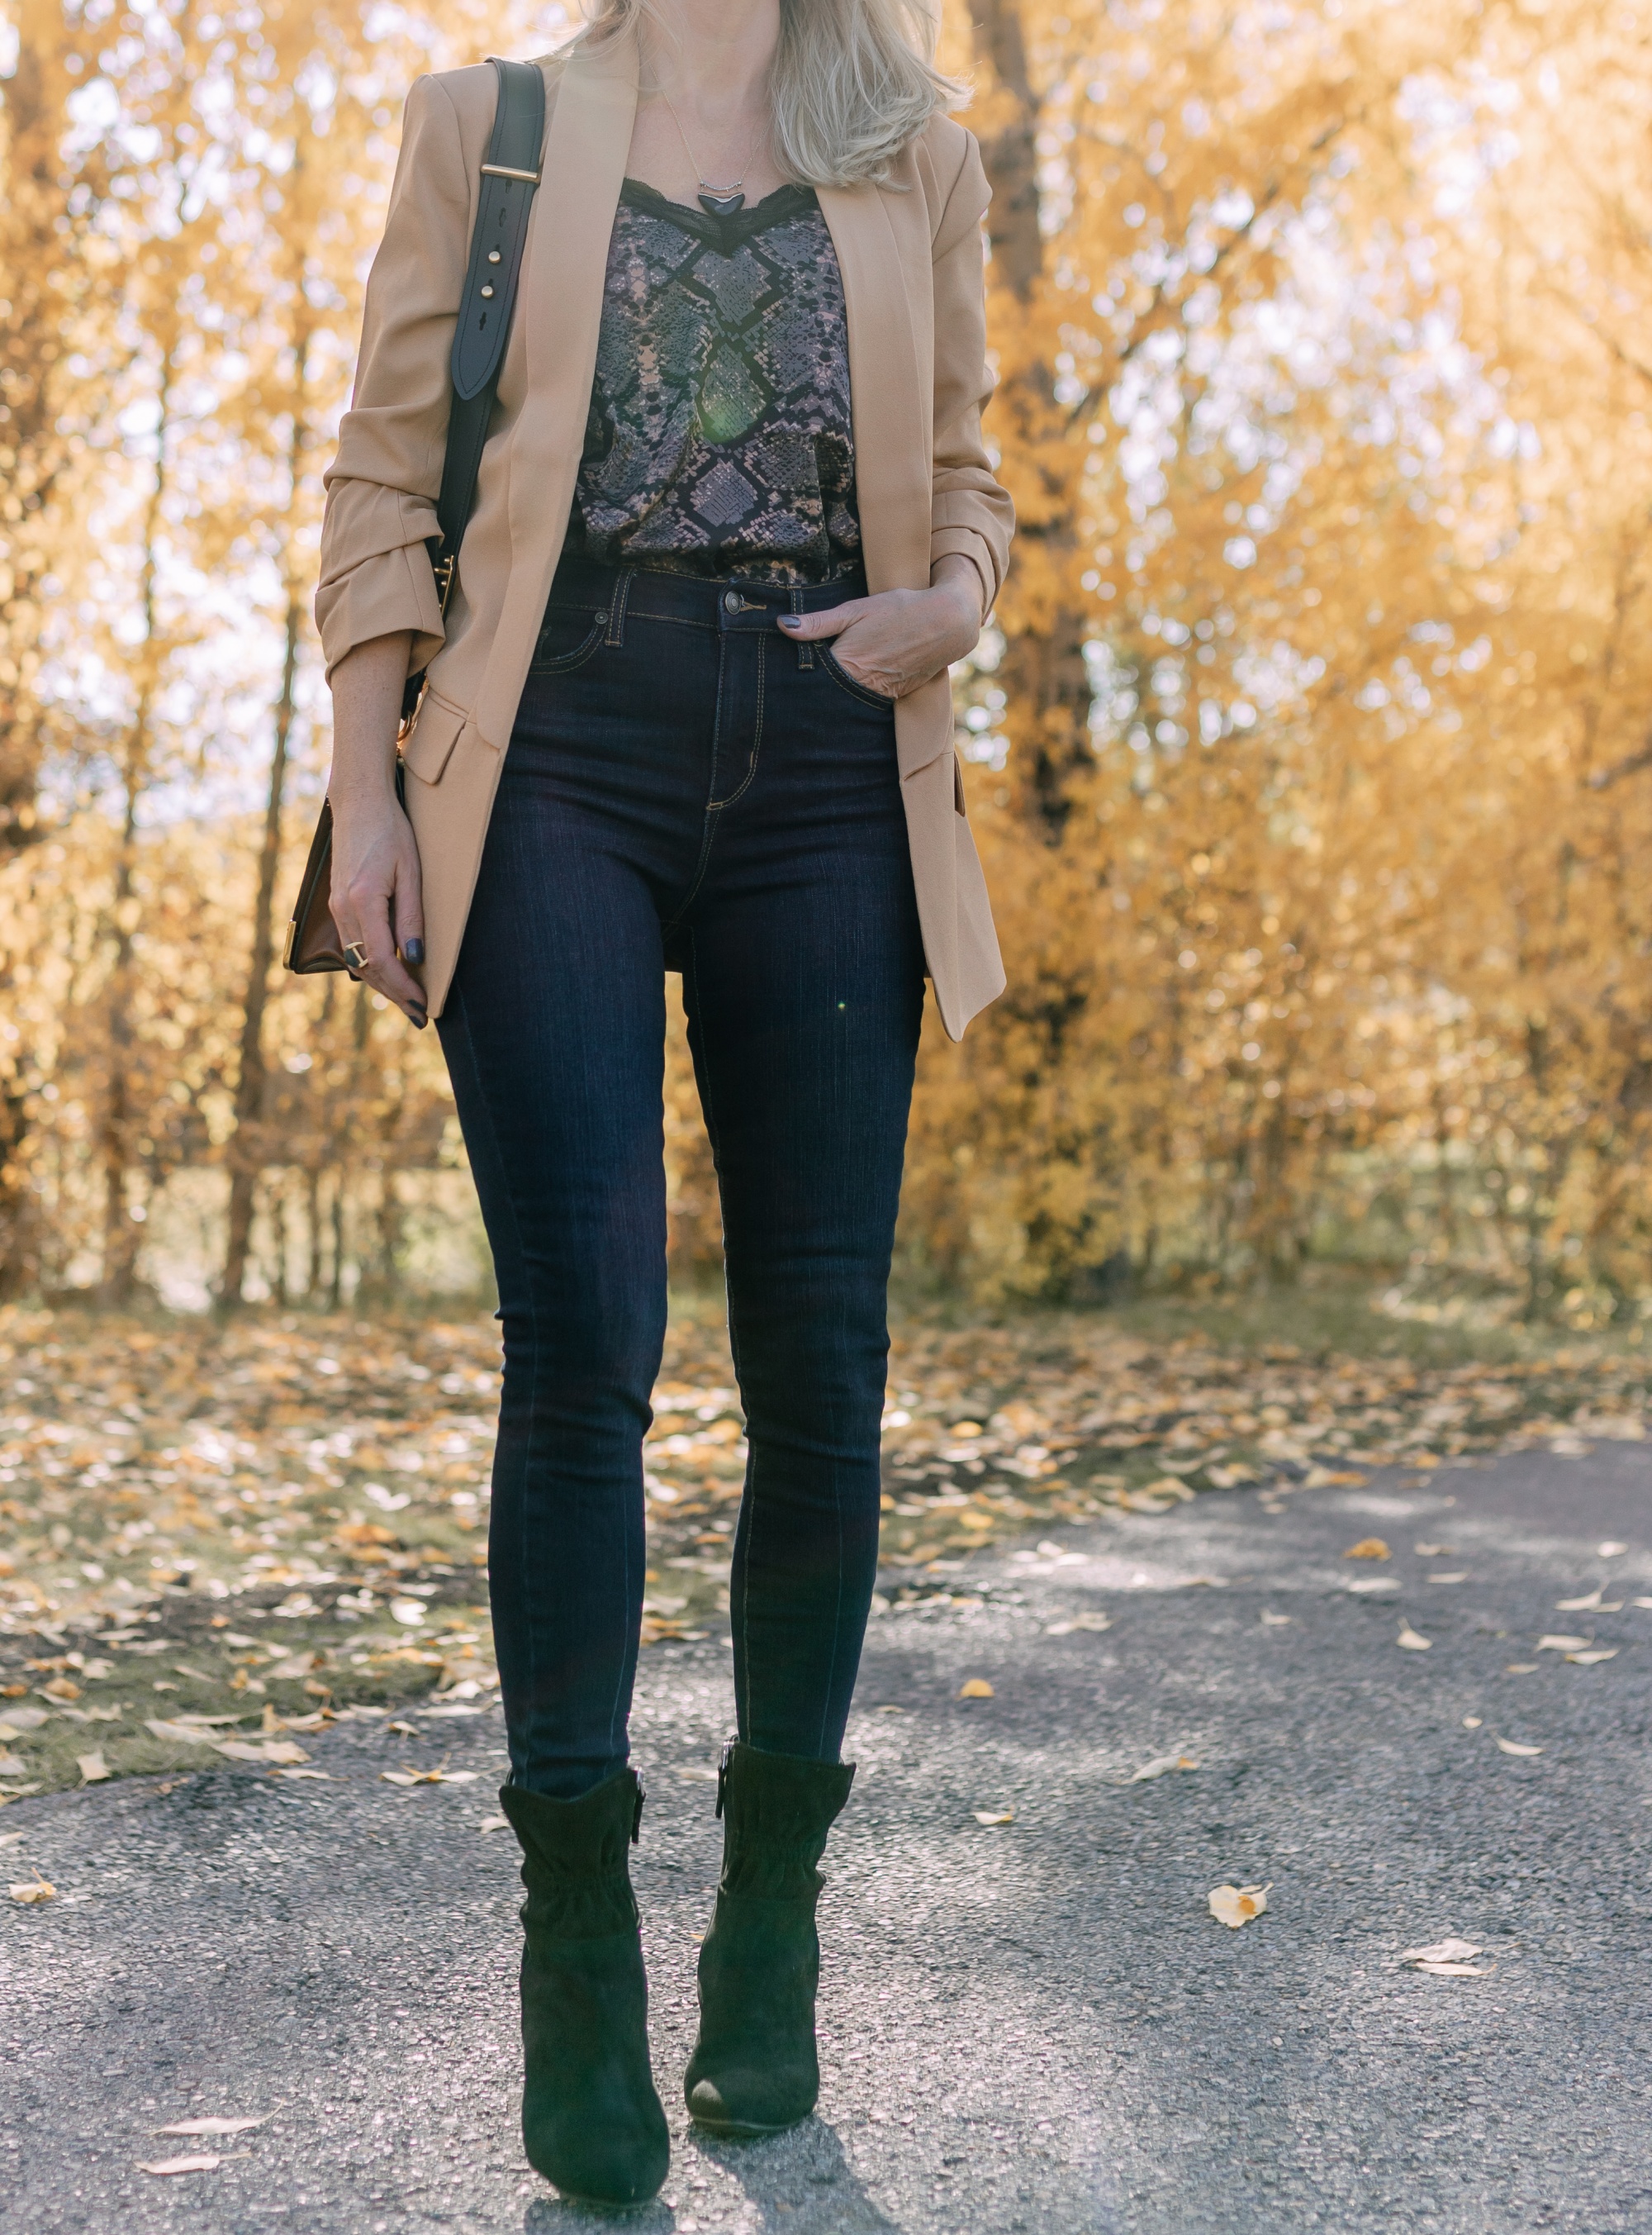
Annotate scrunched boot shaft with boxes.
[684,1741,856,2135]
[501,1769,670,2205]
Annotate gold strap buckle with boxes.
[480,162,541,183]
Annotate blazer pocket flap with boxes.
[895,675,953,779]
[401,694,468,787]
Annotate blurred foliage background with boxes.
[2,0,1650,1328]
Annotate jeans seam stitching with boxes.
[527,613,606,675]
[710,634,764,812]
[819,645,896,710]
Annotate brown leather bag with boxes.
[282,57,544,977]
[282,769,404,974]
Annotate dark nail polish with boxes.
[403,937,425,967]
[409,1009,427,1029]
[777,614,802,631]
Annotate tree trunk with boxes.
[221,325,313,1311]
[221,584,302,1307]
[970,0,1095,836]
[98,350,175,1306]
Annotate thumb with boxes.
[777,602,861,640]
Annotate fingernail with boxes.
[777,614,802,631]
[409,1008,427,1029]
[403,937,425,967]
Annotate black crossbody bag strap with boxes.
[286,59,544,976]
[401,55,546,722]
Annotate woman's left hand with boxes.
[777,555,984,700]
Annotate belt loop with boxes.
[605,568,634,649]
[791,585,813,669]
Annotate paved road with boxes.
[4,1447,1650,2233]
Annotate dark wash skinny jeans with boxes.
[436,559,926,1798]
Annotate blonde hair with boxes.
[572,0,964,188]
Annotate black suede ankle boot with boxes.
[683,1741,855,2136]
[500,1768,670,2205]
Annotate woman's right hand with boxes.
[325,631,428,1029]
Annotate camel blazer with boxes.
[316,36,1014,1038]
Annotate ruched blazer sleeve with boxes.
[316,72,482,682]
[925,136,1014,618]
[314,41,1015,1038]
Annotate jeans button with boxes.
[723,590,741,614]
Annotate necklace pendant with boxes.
[698,188,745,217]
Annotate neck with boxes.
[641,0,781,117]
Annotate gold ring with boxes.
[344,941,369,970]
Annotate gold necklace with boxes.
[659,89,763,217]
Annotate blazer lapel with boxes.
[476,33,638,746]
[818,181,932,596]
[519,32,638,435]
[819,178,948,778]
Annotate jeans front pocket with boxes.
[819,646,898,713]
[529,606,607,676]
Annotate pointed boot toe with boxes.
[685,2066,801,2138]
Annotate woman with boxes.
[316,0,1012,2206]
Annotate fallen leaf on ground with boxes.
[958,1678,995,1699]
[0,1706,49,1731]
[10,1873,55,1903]
[1400,1937,1492,1977]
[138,2155,221,2176]
[381,1765,479,1786]
[155,2118,264,2137]
[1208,1883,1269,1928]
[1414,1543,1455,1557]
[1536,1635,1591,1652]
[1505,1662,1537,1672]
[1565,1648,1617,1664]
[1598,1541,1628,1557]
[77,1751,110,1783]
[1494,1738,1543,1757]
[972,1807,1014,1825]
[1401,1938,1482,1966]
[0,1752,25,1776]
[1260,1611,1292,1625]
[274,1767,330,1780]
[0,1829,25,1848]
[212,1739,310,1766]
[1397,1625,1431,1651]
[1463,1715,1483,1728]
[1633,1598,1652,1610]
[1129,1754,1199,1781]
[1555,1587,1604,1611]
[144,1719,220,1746]
[1426,1572,1469,1584]
[1346,1577,1399,1594]
[478,1814,509,1833]
[1045,1613,1112,1635]
[1343,1538,1391,1561]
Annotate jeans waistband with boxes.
[546,557,868,637]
